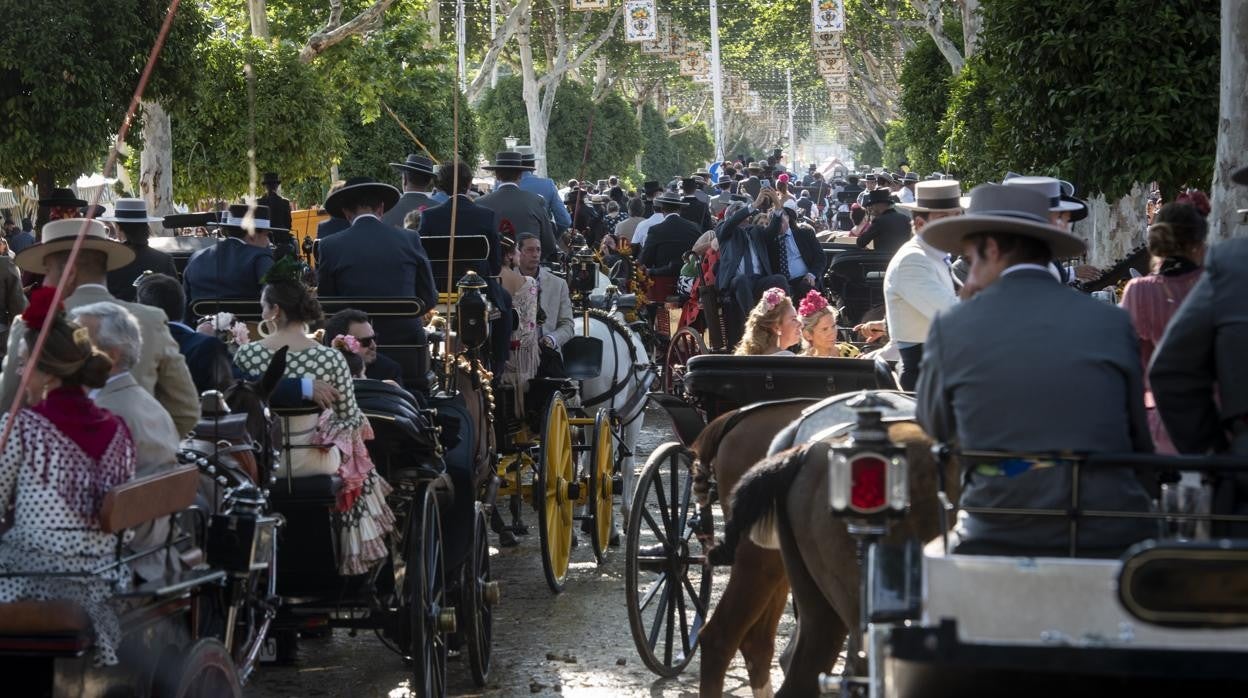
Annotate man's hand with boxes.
[540,335,557,350]
[854,320,886,341]
[753,191,770,208]
[958,278,984,301]
[310,380,341,410]
[803,272,816,286]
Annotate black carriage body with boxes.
[682,354,879,419]
[821,246,891,325]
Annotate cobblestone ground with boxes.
[249,403,793,697]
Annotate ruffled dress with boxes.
[0,391,136,665]
[503,276,540,412]
[235,343,395,575]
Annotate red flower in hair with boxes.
[797,289,829,318]
[23,287,62,332]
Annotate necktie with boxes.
[777,233,791,279]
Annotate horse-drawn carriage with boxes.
[624,353,891,678]
[718,391,1248,697]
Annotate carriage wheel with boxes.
[537,395,575,593]
[625,442,713,678]
[663,327,706,395]
[462,504,495,687]
[170,639,243,698]
[409,486,448,698]
[588,408,615,564]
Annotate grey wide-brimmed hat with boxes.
[390,154,437,176]
[898,180,968,213]
[483,151,536,171]
[99,198,164,223]
[653,191,689,208]
[16,218,135,274]
[921,183,1087,259]
[323,177,402,218]
[1003,174,1086,215]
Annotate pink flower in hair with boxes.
[762,287,787,310]
[332,334,364,355]
[230,322,251,346]
[797,290,829,318]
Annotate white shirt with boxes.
[1002,263,1061,281]
[630,212,666,247]
[883,235,957,344]
[899,186,916,204]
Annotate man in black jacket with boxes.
[679,177,713,232]
[856,189,912,258]
[102,198,177,301]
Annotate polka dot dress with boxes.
[0,410,136,666]
[235,343,395,575]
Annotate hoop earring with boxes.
[258,319,275,338]
[302,323,311,336]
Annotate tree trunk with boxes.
[248,0,270,38]
[1211,0,1248,240]
[960,0,982,59]
[139,101,176,232]
[1075,184,1150,267]
[516,15,549,177]
[425,0,441,45]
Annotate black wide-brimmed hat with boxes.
[262,171,281,185]
[324,177,402,219]
[922,184,1086,259]
[865,189,895,206]
[208,204,288,232]
[653,191,689,208]
[643,181,662,195]
[39,187,87,209]
[483,151,535,171]
[390,154,437,176]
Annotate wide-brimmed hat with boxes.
[81,204,107,219]
[1233,165,1248,186]
[1002,175,1084,214]
[16,218,135,274]
[898,180,967,213]
[100,198,164,223]
[921,184,1086,259]
[323,177,402,218]
[643,181,662,195]
[262,172,281,185]
[716,174,733,186]
[208,204,288,232]
[747,161,765,173]
[864,189,895,206]
[653,191,689,208]
[390,154,437,176]
[483,151,535,171]
[694,169,712,180]
[39,187,87,209]
[901,172,919,184]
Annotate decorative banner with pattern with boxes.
[817,55,848,76]
[640,14,671,55]
[624,0,657,42]
[667,23,689,59]
[812,30,844,55]
[828,91,850,108]
[679,42,706,76]
[571,0,609,11]
[824,72,849,90]
[812,0,846,33]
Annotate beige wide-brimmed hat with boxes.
[16,218,136,274]
[920,184,1087,259]
[898,180,968,213]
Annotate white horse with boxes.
[570,270,654,520]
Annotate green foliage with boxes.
[477,76,641,183]
[946,0,1219,198]
[851,137,883,169]
[338,85,479,185]
[939,54,1001,188]
[171,38,344,204]
[896,35,952,176]
[0,0,208,186]
[639,104,680,183]
[671,119,715,176]
[882,121,908,171]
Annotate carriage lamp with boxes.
[827,392,909,517]
[568,244,598,298]
[455,270,492,349]
[207,484,280,575]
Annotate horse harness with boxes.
[579,308,655,427]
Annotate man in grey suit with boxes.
[4,219,200,435]
[916,184,1154,553]
[383,154,440,228]
[477,151,559,261]
[71,301,181,581]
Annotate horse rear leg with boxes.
[698,540,776,698]
[738,567,790,698]
[774,514,845,698]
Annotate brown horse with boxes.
[452,356,497,489]
[691,399,816,698]
[716,421,959,697]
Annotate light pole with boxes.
[709,0,725,162]
[785,68,796,166]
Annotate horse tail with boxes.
[690,409,737,508]
[707,442,811,566]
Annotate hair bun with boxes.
[78,352,113,389]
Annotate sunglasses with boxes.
[355,335,377,347]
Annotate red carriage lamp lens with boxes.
[850,455,887,512]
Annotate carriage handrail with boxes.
[189,296,428,322]
[940,448,1248,556]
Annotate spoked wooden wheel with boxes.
[663,327,706,395]
[171,639,243,698]
[537,395,575,593]
[588,408,615,564]
[409,486,449,698]
[462,504,495,688]
[625,442,713,678]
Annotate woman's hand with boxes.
[853,320,886,341]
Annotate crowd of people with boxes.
[0,140,1245,666]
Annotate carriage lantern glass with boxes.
[827,393,909,516]
[456,270,492,349]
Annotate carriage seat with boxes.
[684,355,881,412]
[587,291,637,311]
[0,600,93,656]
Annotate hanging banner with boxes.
[818,55,848,76]
[679,43,707,77]
[571,0,609,11]
[624,0,658,42]
[828,91,850,108]
[667,23,689,60]
[811,30,843,55]
[640,14,671,55]
[824,72,849,91]
[812,0,846,33]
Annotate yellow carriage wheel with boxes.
[537,395,574,593]
[589,409,615,564]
